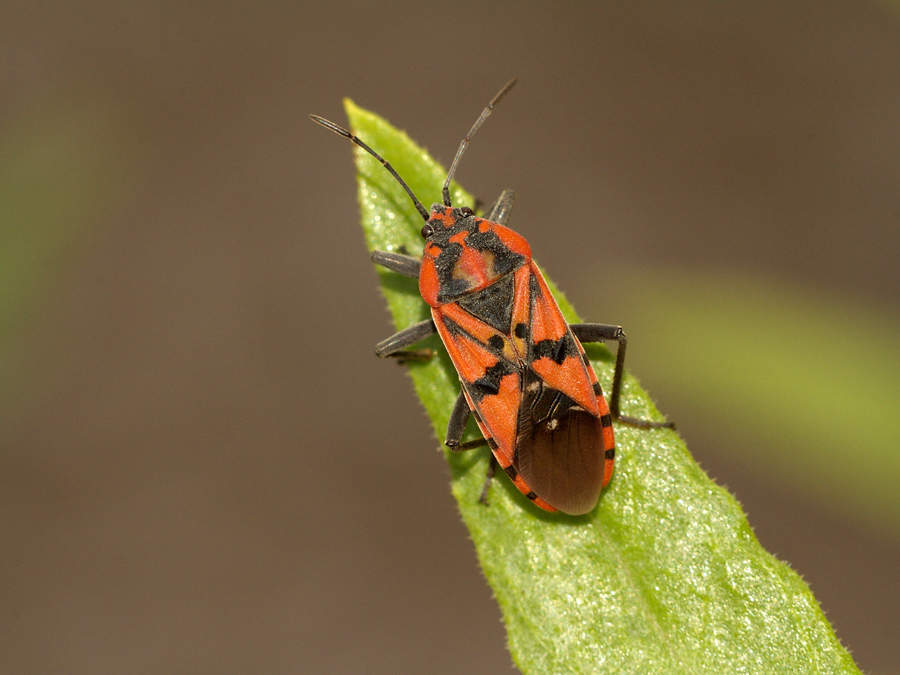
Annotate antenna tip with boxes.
[309,114,352,139]
[496,78,518,103]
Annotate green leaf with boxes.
[341,99,861,675]
[598,267,900,538]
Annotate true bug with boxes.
[311,80,672,515]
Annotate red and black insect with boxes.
[311,80,672,515]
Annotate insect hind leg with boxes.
[478,456,498,505]
[444,390,495,503]
[570,323,675,430]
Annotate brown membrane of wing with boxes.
[514,370,606,515]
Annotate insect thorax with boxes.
[422,206,530,306]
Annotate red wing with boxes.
[433,305,522,458]
[514,264,614,514]
[526,264,600,415]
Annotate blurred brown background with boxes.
[2,2,898,673]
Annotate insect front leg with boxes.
[375,319,436,362]
[370,250,421,278]
[570,323,675,430]
[369,250,432,360]
[484,189,515,225]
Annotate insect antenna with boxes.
[442,78,517,207]
[309,114,430,221]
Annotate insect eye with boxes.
[460,206,475,217]
[420,223,435,239]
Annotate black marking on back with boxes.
[444,316,517,403]
[458,274,516,334]
[464,225,525,278]
[430,213,526,304]
[529,273,542,300]
[532,331,579,365]
[470,360,516,400]
[432,241,468,301]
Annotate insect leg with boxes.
[485,189,515,225]
[445,391,490,451]
[570,323,675,430]
[444,390,494,503]
[370,250,421,279]
[375,319,436,362]
[445,390,471,448]
[478,456,498,505]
